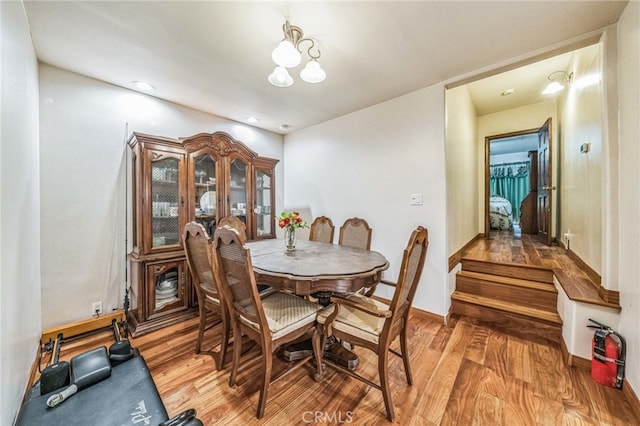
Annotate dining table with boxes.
[246,238,389,302]
[246,238,390,369]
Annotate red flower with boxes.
[278,211,309,230]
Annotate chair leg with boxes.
[195,305,206,354]
[400,326,413,385]
[312,328,324,382]
[217,310,230,371]
[378,349,395,422]
[228,322,242,387]
[256,341,273,419]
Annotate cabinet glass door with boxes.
[151,156,180,248]
[229,158,249,225]
[193,154,217,236]
[255,171,273,237]
[147,260,188,318]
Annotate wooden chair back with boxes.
[309,216,335,243]
[183,222,219,305]
[211,226,263,327]
[217,215,247,239]
[386,226,429,328]
[338,217,372,250]
[182,221,229,368]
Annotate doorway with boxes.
[485,129,539,237]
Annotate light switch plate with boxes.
[410,193,422,205]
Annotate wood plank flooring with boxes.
[40,313,640,425]
[461,231,619,309]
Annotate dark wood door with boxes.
[536,118,553,245]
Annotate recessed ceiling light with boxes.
[132,81,155,91]
[501,89,515,96]
[245,116,259,123]
[278,124,291,130]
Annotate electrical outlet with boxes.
[92,301,103,316]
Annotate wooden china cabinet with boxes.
[127,131,278,336]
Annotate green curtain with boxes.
[490,161,530,223]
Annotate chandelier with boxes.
[268,21,326,87]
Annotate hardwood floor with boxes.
[43,313,639,425]
[461,231,620,310]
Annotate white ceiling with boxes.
[23,1,628,135]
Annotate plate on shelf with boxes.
[199,191,216,213]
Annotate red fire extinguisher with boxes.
[587,318,626,389]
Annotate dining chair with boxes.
[182,222,230,370]
[216,215,274,296]
[339,217,376,295]
[315,226,429,422]
[309,216,335,244]
[217,215,247,238]
[211,225,325,419]
[338,217,372,250]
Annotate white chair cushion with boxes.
[317,293,389,345]
[240,292,322,340]
[204,294,220,304]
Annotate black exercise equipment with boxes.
[39,333,70,395]
[18,319,202,425]
[108,319,135,365]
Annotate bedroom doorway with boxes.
[484,128,539,238]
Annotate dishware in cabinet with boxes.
[253,159,278,238]
[145,258,189,320]
[129,140,187,254]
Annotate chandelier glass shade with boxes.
[269,21,326,87]
[268,66,294,88]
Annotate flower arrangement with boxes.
[278,211,309,230]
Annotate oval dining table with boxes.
[246,238,390,370]
[246,238,389,301]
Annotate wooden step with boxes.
[456,270,557,312]
[450,292,563,343]
[451,292,562,325]
[461,258,553,283]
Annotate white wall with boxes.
[490,152,530,164]
[445,85,478,309]
[560,43,603,273]
[38,65,284,328]
[476,101,558,234]
[616,0,640,395]
[445,85,479,256]
[1,2,42,423]
[284,86,449,317]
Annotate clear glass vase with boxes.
[284,227,297,251]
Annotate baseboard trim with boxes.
[448,233,484,272]
[564,248,620,306]
[371,295,445,325]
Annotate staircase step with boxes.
[450,292,563,343]
[451,291,563,325]
[456,270,557,312]
[461,259,553,283]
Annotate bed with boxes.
[489,196,514,230]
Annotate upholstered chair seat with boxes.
[317,293,389,344]
[239,291,322,340]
